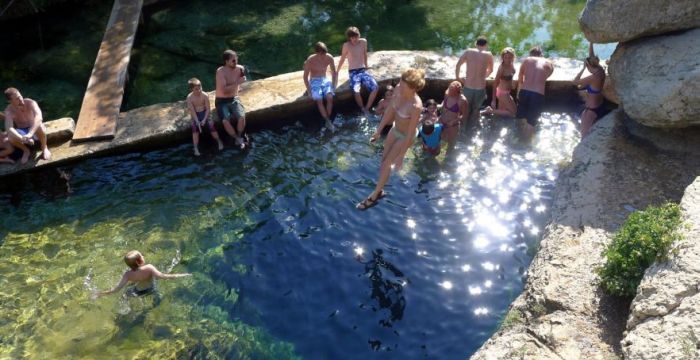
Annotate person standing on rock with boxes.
[3,87,51,164]
[516,46,554,138]
[304,41,338,132]
[337,26,379,118]
[356,68,425,210]
[573,42,606,138]
[455,37,494,125]
[216,50,248,150]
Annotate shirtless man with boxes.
[337,26,379,117]
[3,88,51,164]
[93,250,190,299]
[187,77,223,156]
[303,41,338,131]
[455,37,494,125]
[516,46,554,138]
[215,50,248,149]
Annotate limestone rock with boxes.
[45,117,75,145]
[579,0,700,43]
[622,178,700,360]
[610,28,700,128]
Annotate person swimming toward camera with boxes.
[93,250,191,299]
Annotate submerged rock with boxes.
[610,28,700,128]
[579,0,700,43]
[622,178,700,359]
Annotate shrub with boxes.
[597,203,682,297]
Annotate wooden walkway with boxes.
[72,0,143,142]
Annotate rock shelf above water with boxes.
[0,51,587,179]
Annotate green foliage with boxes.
[498,308,524,330]
[597,203,682,297]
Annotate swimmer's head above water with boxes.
[124,250,145,270]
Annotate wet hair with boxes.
[222,50,237,64]
[425,99,437,108]
[500,47,515,58]
[529,46,543,57]
[422,123,435,135]
[4,87,19,100]
[188,78,202,90]
[476,37,488,47]
[346,26,360,38]
[401,68,426,91]
[124,250,143,270]
[314,41,328,54]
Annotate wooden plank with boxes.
[72,0,143,142]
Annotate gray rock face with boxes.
[579,0,700,43]
[471,110,700,359]
[622,178,700,360]
[610,28,700,128]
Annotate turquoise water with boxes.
[0,0,612,119]
[0,113,579,358]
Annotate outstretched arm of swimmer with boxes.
[94,273,130,298]
[147,264,191,280]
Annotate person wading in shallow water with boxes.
[516,46,554,139]
[3,87,51,164]
[455,36,494,125]
[216,50,249,150]
[573,42,606,138]
[357,68,425,210]
[93,250,190,299]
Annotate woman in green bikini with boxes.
[357,68,425,210]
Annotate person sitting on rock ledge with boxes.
[337,26,379,118]
[187,77,224,156]
[303,41,338,132]
[573,42,607,138]
[216,50,249,150]
[0,130,14,164]
[3,87,51,164]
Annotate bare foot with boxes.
[20,150,30,164]
[324,119,336,132]
[236,137,245,150]
[41,148,52,161]
[217,140,224,151]
[362,108,370,119]
[194,147,201,156]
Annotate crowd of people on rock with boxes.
[1,27,608,216]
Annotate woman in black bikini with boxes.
[357,68,425,210]
[573,42,606,138]
[439,81,468,149]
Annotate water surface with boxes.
[0,113,579,359]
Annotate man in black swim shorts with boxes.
[516,46,554,138]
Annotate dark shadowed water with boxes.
[0,112,578,359]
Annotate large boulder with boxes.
[621,178,700,359]
[609,28,700,128]
[579,0,700,43]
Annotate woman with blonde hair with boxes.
[482,47,516,117]
[439,81,468,149]
[357,68,425,210]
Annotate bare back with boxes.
[305,53,334,77]
[5,98,40,129]
[215,65,245,98]
[459,49,494,89]
[124,265,158,290]
[519,57,553,95]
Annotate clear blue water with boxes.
[0,113,579,359]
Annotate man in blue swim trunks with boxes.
[516,46,554,138]
[337,26,379,118]
[303,42,338,131]
[3,87,51,164]
[216,50,248,149]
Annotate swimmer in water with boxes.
[93,250,191,299]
